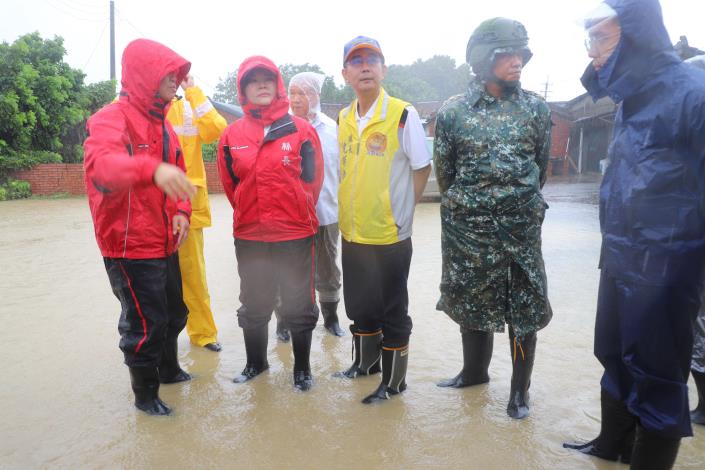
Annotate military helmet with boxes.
[466,18,533,73]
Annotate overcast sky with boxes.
[3,0,704,102]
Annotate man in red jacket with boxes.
[83,39,196,416]
[217,56,323,391]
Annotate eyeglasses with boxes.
[346,54,383,67]
[584,31,620,52]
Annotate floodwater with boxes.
[1,178,703,469]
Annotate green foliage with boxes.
[202,142,217,162]
[6,179,31,199]
[0,178,32,200]
[0,32,116,168]
[212,56,470,112]
[279,63,325,86]
[384,56,471,102]
[213,70,238,105]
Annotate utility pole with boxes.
[109,0,115,81]
[542,76,551,100]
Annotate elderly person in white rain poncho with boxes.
[275,72,344,340]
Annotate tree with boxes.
[210,56,469,111]
[384,55,470,102]
[62,79,116,163]
[0,32,116,174]
[213,70,238,105]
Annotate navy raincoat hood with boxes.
[581,0,680,102]
[594,0,705,286]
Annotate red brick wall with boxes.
[551,115,571,158]
[204,162,223,194]
[11,162,226,196]
[12,164,87,196]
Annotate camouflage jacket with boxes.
[433,78,553,336]
[433,78,551,215]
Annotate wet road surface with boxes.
[1,178,703,469]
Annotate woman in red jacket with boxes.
[84,39,196,415]
[217,56,323,391]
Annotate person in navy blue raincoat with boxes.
[563,1,705,469]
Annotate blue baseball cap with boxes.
[343,36,384,65]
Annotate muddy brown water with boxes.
[1,180,703,469]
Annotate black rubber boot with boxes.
[158,336,191,384]
[274,308,290,343]
[563,388,637,464]
[233,326,269,383]
[292,330,313,391]
[629,424,681,470]
[506,329,536,419]
[334,328,382,378]
[437,330,493,388]
[362,345,409,404]
[129,366,172,416]
[204,342,222,352]
[321,301,345,337]
[690,369,705,425]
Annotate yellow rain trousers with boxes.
[167,86,227,346]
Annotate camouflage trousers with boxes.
[435,200,552,339]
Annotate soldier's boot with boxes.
[362,345,409,404]
[274,308,290,343]
[629,424,680,470]
[690,369,705,425]
[333,328,382,378]
[129,366,172,416]
[158,336,191,384]
[321,301,345,337]
[506,329,536,419]
[563,388,637,464]
[437,330,493,388]
[292,330,313,391]
[233,326,269,383]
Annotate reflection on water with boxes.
[0,182,703,469]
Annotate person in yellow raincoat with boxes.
[167,74,227,351]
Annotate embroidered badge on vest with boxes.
[366,132,387,156]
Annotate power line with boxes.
[542,76,552,100]
[115,8,148,38]
[82,22,108,70]
[53,0,105,15]
[42,0,107,22]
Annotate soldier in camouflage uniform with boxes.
[434,17,552,420]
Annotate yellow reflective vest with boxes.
[338,89,415,245]
[166,87,226,229]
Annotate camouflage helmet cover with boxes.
[466,18,533,73]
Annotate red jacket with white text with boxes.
[217,56,323,242]
[83,39,192,259]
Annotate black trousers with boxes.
[104,254,188,368]
[235,236,318,334]
[341,238,413,348]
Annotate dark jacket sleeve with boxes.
[216,130,239,210]
[433,107,457,195]
[300,123,323,204]
[535,101,552,189]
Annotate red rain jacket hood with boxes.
[120,39,191,119]
[237,56,290,126]
[83,39,192,259]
